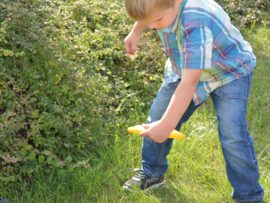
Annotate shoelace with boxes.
[134,168,148,179]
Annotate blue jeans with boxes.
[141,73,264,202]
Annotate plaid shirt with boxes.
[158,0,256,105]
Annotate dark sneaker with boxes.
[123,168,165,192]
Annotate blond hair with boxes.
[125,0,176,22]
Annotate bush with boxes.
[0,0,105,188]
[215,0,270,28]
[0,0,166,190]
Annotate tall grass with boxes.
[2,24,270,203]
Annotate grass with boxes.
[2,26,270,203]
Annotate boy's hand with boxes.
[140,121,173,143]
[124,22,148,53]
[124,31,140,54]
[140,69,202,143]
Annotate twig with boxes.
[29,150,88,167]
[0,90,3,100]
[53,91,70,157]
[53,92,65,121]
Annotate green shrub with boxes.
[0,0,107,188]
[215,0,270,27]
[0,0,166,190]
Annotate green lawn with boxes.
[2,25,270,203]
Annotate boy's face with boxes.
[143,0,183,30]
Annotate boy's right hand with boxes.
[124,30,141,54]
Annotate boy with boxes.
[123,0,265,202]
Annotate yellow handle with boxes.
[127,125,185,139]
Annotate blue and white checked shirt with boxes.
[158,0,256,105]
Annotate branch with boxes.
[29,150,89,167]
[52,91,70,157]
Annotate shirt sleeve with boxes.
[180,25,213,70]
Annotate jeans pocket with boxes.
[213,74,252,100]
[161,79,181,89]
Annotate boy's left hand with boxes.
[140,121,173,143]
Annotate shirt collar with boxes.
[159,0,187,33]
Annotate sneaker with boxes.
[123,168,165,192]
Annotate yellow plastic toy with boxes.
[127,125,185,139]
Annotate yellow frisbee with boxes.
[127,125,185,139]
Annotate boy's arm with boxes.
[140,69,202,143]
[124,22,148,53]
[132,22,148,35]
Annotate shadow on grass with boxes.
[151,183,197,203]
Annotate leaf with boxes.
[0,27,6,34]
[68,164,73,172]
[3,50,10,56]
[26,145,33,150]
[27,168,33,174]
[33,149,39,153]
[54,160,61,167]
[42,150,51,156]
[20,149,27,156]
[21,167,26,174]
[39,155,45,163]
[32,110,38,118]
[47,157,52,165]
[66,156,72,163]
[22,142,28,149]
[4,172,10,177]
[29,152,36,161]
